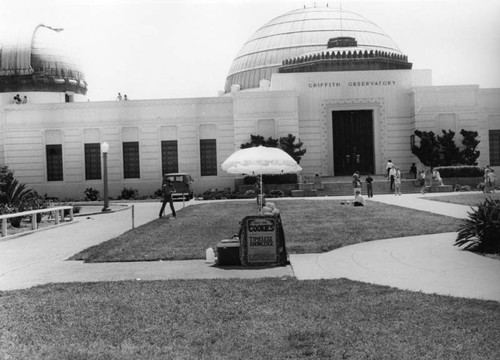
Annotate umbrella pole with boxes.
[260,173,263,214]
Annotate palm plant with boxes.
[0,179,35,227]
[455,197,500,253]
[0,179,33,209]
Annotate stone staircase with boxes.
[293,175,452,197]
[237,175,454,197]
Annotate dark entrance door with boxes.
[332,110,374,175]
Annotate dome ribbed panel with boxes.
[31,26,85,80]
[225,7,401,92]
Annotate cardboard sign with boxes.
[246,217,277,263]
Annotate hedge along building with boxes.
[0,7,499,199]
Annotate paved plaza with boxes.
[0,193,499,302]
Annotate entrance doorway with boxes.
[332,110,374,175]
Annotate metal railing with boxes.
[0,206,74,238]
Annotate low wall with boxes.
[442,177,484,188]
[236,183,298,195]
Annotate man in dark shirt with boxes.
[159,179,176,219]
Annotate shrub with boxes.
[434,166,484,178]
[154,188,164,198]
[83,187,100,201]
[242,189,256,198]
[64,206,81,217]
[120,187,139,200]
[243,174,298,185]
[240,133,306,164]
[0,166,14,191]
[268,190,285,198]
[455,198,500,253]
[202,189,236,200]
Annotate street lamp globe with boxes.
[101,142,109,154]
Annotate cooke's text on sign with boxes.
[246,218,277,263]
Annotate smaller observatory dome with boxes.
[225,6,405,93]
[0,24,87,95]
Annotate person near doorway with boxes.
[386,160,394,178]
[389,165,397,190]
[352,172,362,197]
[410,163,417,179]
[353,190,365,206]
[159,179,176,219]
[394,167,402,195]
[365,173,373,198]
[487,169,496,193]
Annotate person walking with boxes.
[386,160,394,178]
[389,165,397,191]
[365,173,373,198]
[394,167,402,195]
[159,179,176,219]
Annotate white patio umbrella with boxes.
[221,146,302,212]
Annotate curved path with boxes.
[292,193,500,301]
[0,193,498,302]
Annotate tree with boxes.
[278,134,307,164]
[438,130,461,166]
[459,129,480,165]
[240,133,306,164]
[240,135,278,149]
[412,129,481,167]
[411,130,440,168]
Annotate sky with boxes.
[1,0,499,101]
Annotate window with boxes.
[438,113,456,132]
[257,119,275,138]
[200,139,217,176]
[85,143,102,180]
[161,140,179,175]
[123,142,140,178]
[489,130,500,166]
[46,145,63,181]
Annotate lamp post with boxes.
[101,142,110,212]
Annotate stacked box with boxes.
[216,240,241,266]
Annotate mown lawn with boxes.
[1,279,499,360]
[427,192,500,206]
[71,199,461,262]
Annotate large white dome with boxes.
[225,6,402,92]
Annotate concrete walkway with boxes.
[1,193,499,302]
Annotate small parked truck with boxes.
[162,173,194,200]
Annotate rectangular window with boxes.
[161,140,179,175]
[84,143,102,180]
[123,142,140,178]
[489,130,500,166]
[46,145,63,181]
[200,139,217,176]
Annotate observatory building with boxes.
[0,7,499,198]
